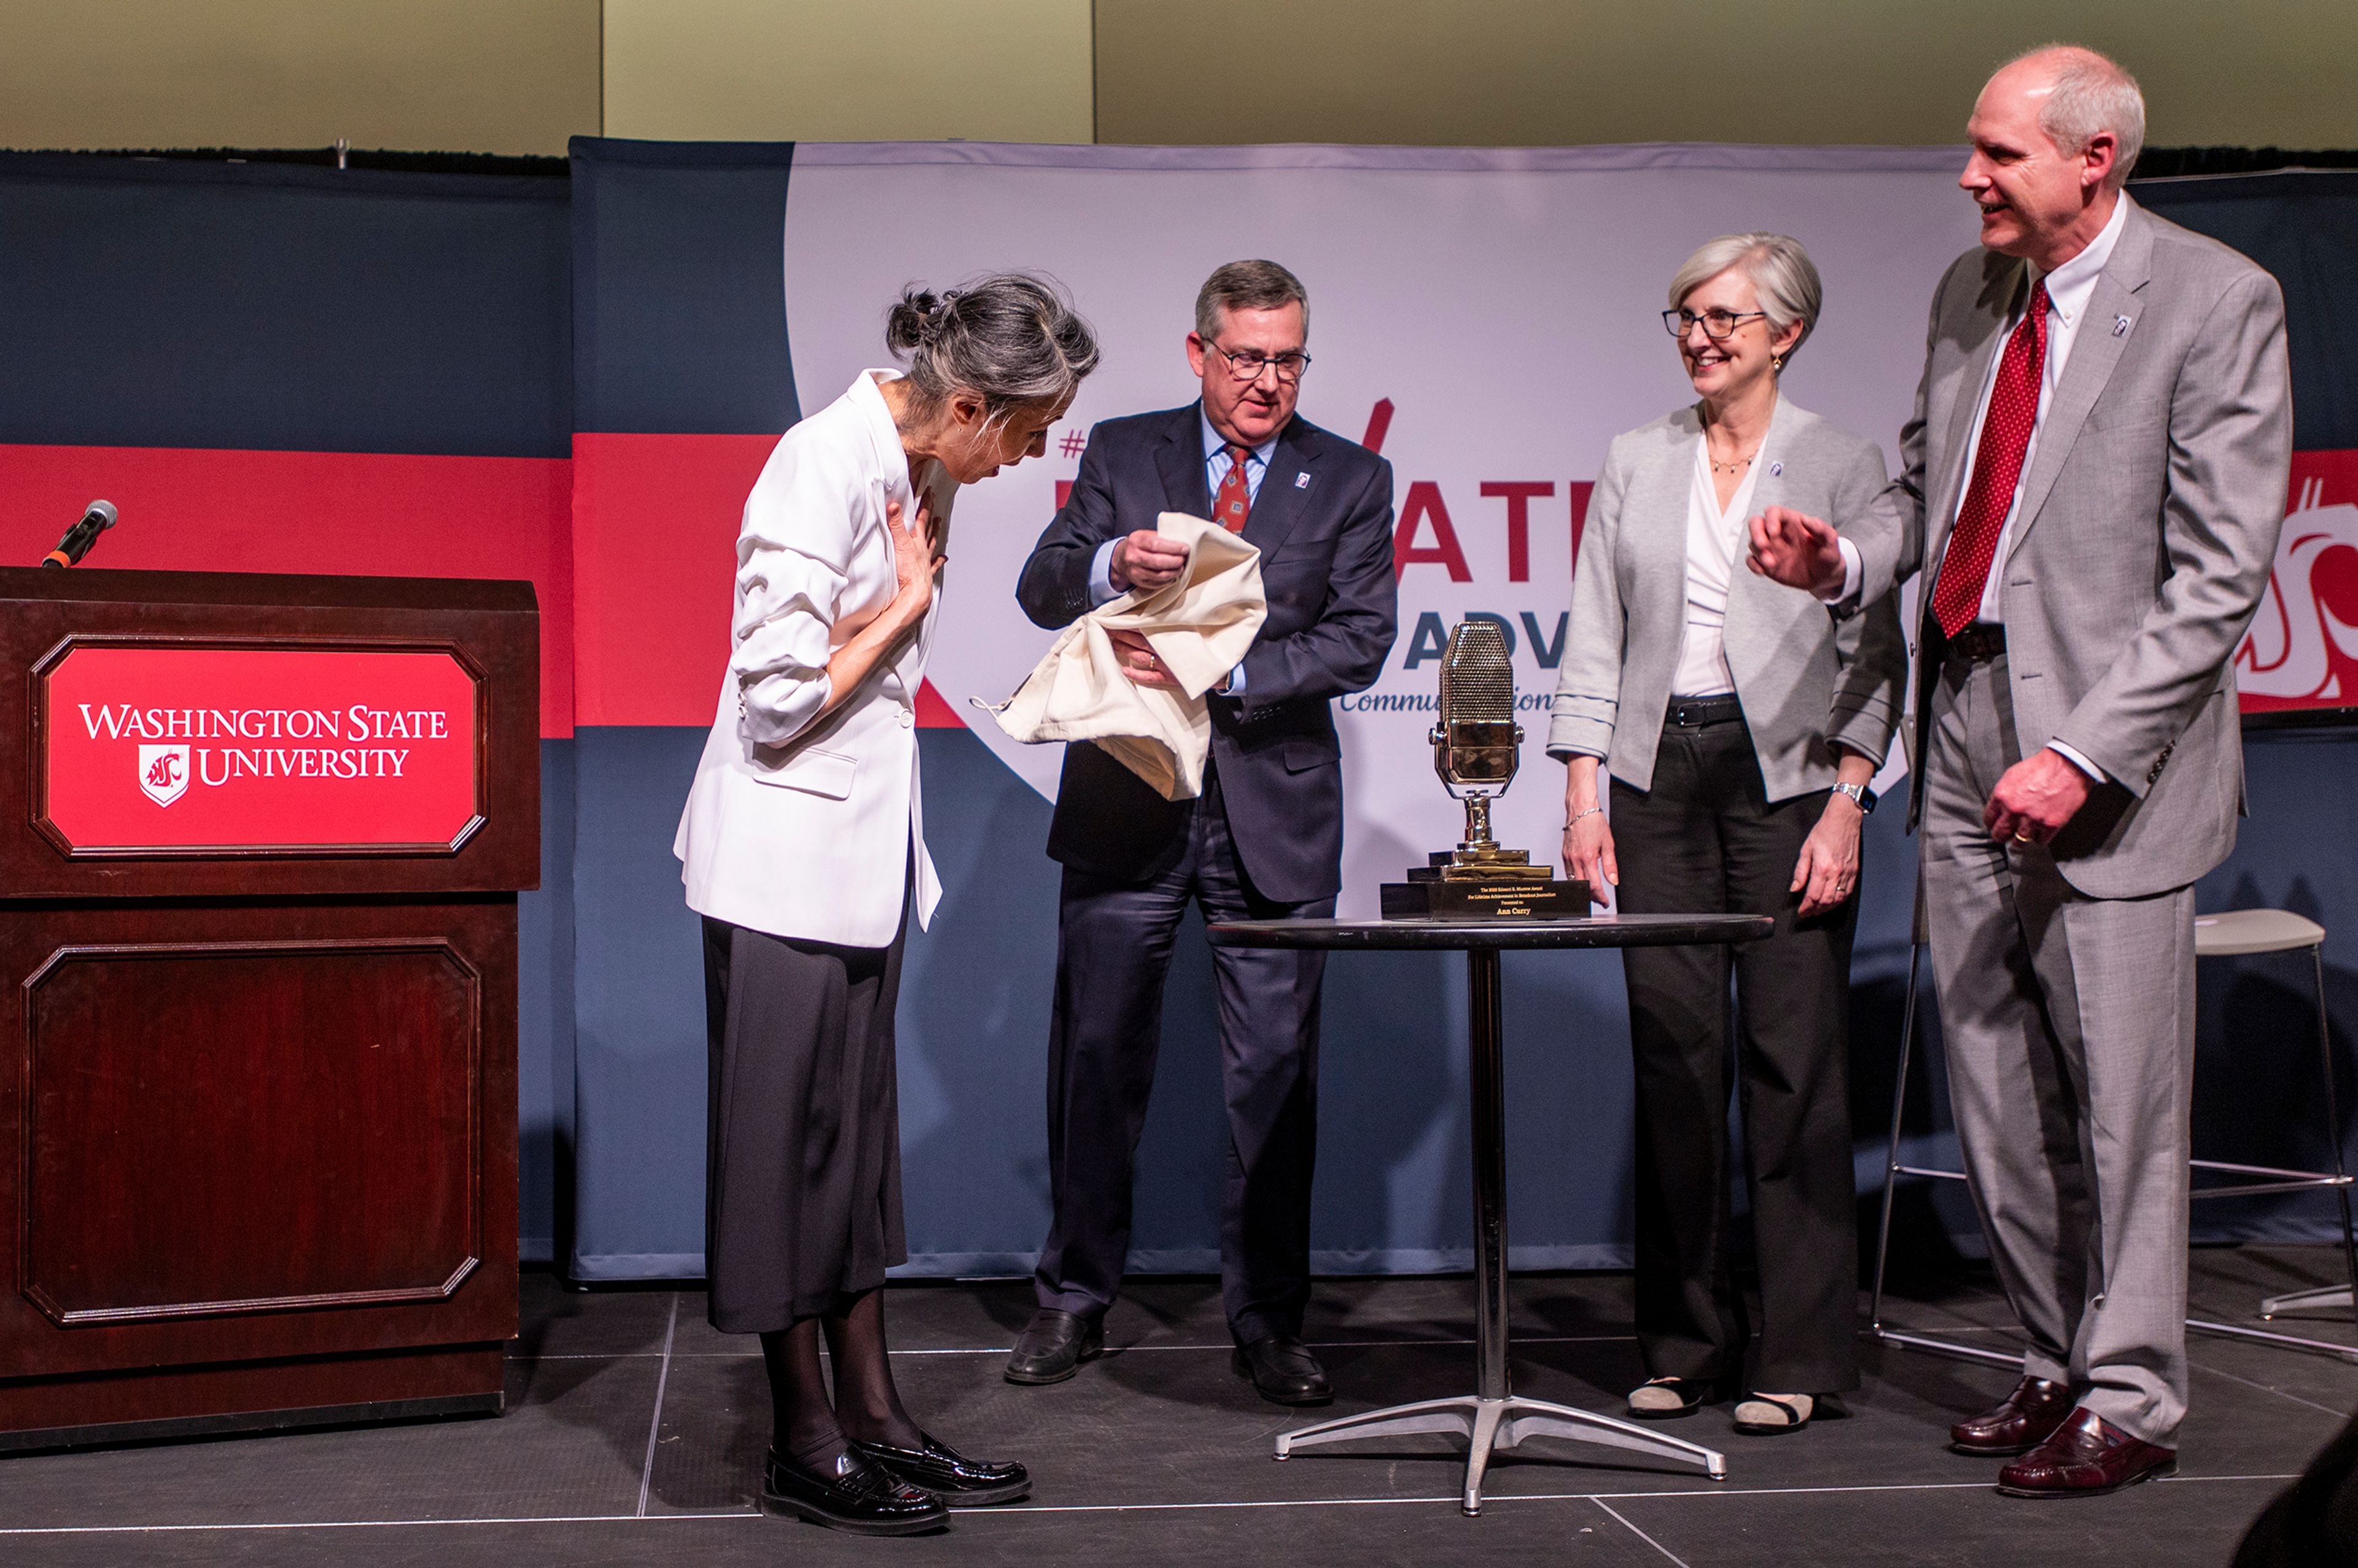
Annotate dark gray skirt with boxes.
[701,910,908,1333]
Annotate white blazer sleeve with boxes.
[730,438,863,747]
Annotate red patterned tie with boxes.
[1212,442,1252,532]
[1932,279,2051,637]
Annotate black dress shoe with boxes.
[760,1447,948,1535]
[850,1432,1030,1506]
[1233,1334,1333,1407]
[1005,1308,1103,1384]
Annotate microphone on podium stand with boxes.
[41,500,117,569]
[1380,619,1587,920]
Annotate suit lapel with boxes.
[1240,418,1316,558]
[1632,409,1700,643]
[1153,403,1214,518]
[2006,208,2155,559]
[1725,398,1800,627]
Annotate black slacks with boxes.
[1610,711,1861,1393]
[1033,763,1334,1345]
[701,909,909,1334]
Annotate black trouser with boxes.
[1611,709,1861,1393]
[1032,764,1334,1345]
[701,910,908,1335]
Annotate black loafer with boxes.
[1005,1308,1103,1385]
[851,1432,1030,1506]
[1233,1334,1333,1407]
[760,1447,947,1536]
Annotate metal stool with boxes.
[1866,907,2358,1366]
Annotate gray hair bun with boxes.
[886,273,1100,421]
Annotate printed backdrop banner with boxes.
[785,144,1982,915]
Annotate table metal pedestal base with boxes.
[1274,1392,1727,1516]
[1206,920,1769,1518]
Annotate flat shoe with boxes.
[1626,1377,1725,1420]
[850,1432,1030,1507]
[1732,1393,1815,1435]
[760,1448,947,1536]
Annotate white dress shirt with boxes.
[1671,419,1767,697]
[1831,194,2131,780]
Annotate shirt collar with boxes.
[2030,192,2132,330]
[1200,405,1278,465]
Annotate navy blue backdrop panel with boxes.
[0,153,570,458]
[2139,171,2358,450]
[0,152,576,1263]
[567,139,800,1279]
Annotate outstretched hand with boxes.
[1746,506,1848,599]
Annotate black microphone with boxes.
[42,500,117,569]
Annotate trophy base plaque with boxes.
[1380,850,1590,922]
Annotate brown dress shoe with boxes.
[1950,1375,2074,1456]
[1997,1408,2176,1498]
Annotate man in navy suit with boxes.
[1006,260,1397,1404]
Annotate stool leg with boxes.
[2313,946,2358,1330]
[1867,942,1924,1337]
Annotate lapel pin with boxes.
[1294,471,1312,489]
[2114,314,2133,337]
[1768,461,1783,478]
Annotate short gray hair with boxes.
[1666,233,1824,363]
[885,271,1100,424]
[1194,259,1309,340]
[2007,45,2146,190]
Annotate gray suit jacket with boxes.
[1843,198,2293,899]
[1547,397,1906,800]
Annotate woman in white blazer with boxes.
[1547,235,1905,1438]
[675,274,1098,1535]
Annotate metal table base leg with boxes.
[1267,948,1726,1514]
[1274,1394,1727,1515]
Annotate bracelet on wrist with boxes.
[1566,805,1604,828]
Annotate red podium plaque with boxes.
[0,567,537,1451]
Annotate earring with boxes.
[1772,355,1784,371]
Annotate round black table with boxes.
[1205,914,1775,1515]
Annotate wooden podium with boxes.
[0,566,536,1450]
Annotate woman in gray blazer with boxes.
[1548,234,1905,1436]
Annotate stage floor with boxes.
[1,1246,2352,1566]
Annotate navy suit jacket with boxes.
[1016,402,1397,902]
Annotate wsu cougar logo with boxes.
[137,743,190,807]
[2238,489,2358,709]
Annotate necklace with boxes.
[1708,445,1760,475]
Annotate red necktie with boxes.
[1932,279,2050,637]
[1212,442,1252,532]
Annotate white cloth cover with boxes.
[980,511,1265,801]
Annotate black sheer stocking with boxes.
[822,1288,924,1450]
[758,1319,846,1472]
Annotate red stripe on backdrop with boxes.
[0,444,574,737]
[572,432,966,729]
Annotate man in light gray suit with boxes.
[1749,46,2292,1497]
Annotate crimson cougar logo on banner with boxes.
[136,743,190,807]
[2239,454,2358,714]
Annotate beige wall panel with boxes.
[1096,0,2358,149]
[0,1,599,156]
[604,0,1092,144]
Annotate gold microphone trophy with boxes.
[1379,620,1588,920]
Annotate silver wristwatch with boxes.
[1832,781,1877,814]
